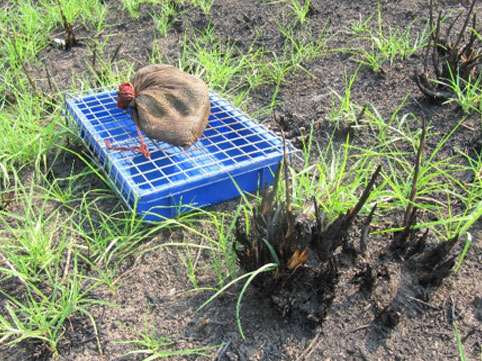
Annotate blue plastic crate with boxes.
[65,86,289,221]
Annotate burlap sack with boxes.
[118,64,210,148]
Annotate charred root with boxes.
[415,235,459,288]
[375,305,400,330]
[418,256,456,288]
[353,264,377,296]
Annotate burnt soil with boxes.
[1,1,482,360]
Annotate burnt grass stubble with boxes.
[1,1,482,360]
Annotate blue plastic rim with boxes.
[65,86,289,221]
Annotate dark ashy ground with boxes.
[1,0,482,360]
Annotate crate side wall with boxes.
[139,162,281,221]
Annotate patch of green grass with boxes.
[0,1,115,171]
[180,24,264,99]
[2,0,109,70]
[355,99,481,252]
[120,0,160,19]
[328,66,362,127]
[115,312,219,359]
[0,170,111,355]
[1,3,50,67]
[349,12,374,36]
[284,0,312,26]
[270,19,332,105]
[0,168,69,282]
[156,208,241,291]
[348,4,430,72]
[289,128,380,224]
[151,1,188,37]
[155,19,332,108]
[188,0,215,15]
[40,0,108,31]
[285,26,332,72]
[209,209,240,287]
[0,92,63,170]
[436,68,482,114]
[0,254,108,356]
[268,0,312,27]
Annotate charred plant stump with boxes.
[390,120,426,256]
[416,0,482,101]
[388,119,458,289]
[235,165,310,289]
[235,160,381,328]
[56,0,77,50]
[313,165,381,261]
[360,204,378,255]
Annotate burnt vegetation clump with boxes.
[416,0,482,101]
[235,159,381,328]
[235,119,464,334]
[387,120,461,290]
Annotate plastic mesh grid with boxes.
[65,85,290,218]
